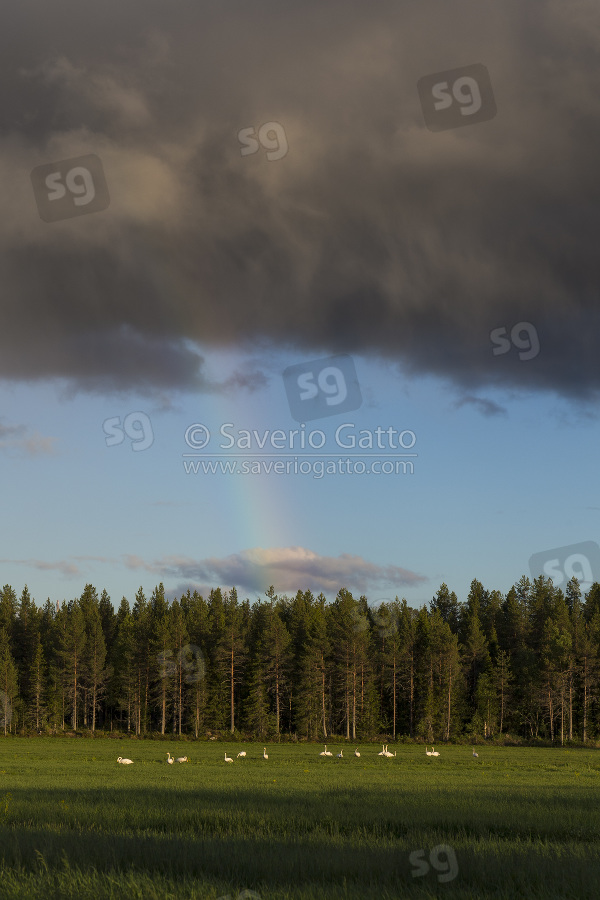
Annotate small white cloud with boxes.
[0,420,57,457]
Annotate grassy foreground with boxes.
[0,738,598,899]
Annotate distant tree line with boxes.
[0,575,599,744]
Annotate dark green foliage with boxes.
[0,576,599,742]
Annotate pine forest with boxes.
[1,575,599,745]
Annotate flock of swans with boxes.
[166,752,189,764]
[317,744,447,759]
[118,744,481,765]
[117,753,189,765]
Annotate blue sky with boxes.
[2,345,599,609]
[2,0,600,610]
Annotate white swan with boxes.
[166,752,174,764]
[384,748,396,757]
[378,745,387,756]
[237,751,246,758]
[117,757,133,765]
[176,756,189,763]
[431,747,440,757]
[263,747,268,760]
[319,745,329,756]
[354,748,360,757]
[425,746,433,756]
[224,752,233,763]
[337,749,343,758]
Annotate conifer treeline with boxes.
[1,575,600,743]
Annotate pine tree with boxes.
[28,632,46,730]
[85,603,107,732]
[329,589,369,740]
[293,592,330,740]
[182,590,209,738]
[397,599,418,737]
[244,659,272,738]
[13,586,39,715]
[220,588,246,734]
[373,600,402,738]
[0,628,18,735]
[58,601,87,730]
[169,599,189,735]
[0,586,18,640]
[430,584,460,633]
[461,611,489,711]
[152,601,174,735]
[134,587,153,734]
[438,621,462,740]
[493,649,513,734]
[262,590,291,736]
[579,612,600,743]
[113,599,136,732]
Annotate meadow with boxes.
[0,738,598,899]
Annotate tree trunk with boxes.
[321,653,327,738]
[409,652,414,738]
[144,660,149,735]
[560,683,564,746]
[352,646,356,741]
[178,656,183,736]
[583,657,588,744]
[446,663,452,741]
[345,649,350,740]
[568,672,573,742]
[73,655,78,730]
[361,663,364,722]
[275,661,280,735]
[137,671,141,736]
[230,639,235,734]
[499,662,504,734]
[392,653,396,740]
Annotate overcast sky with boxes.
[2,0,600,607]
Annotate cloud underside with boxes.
[124,547,426,596]
[2,0,600,399]
[2,547,426,597]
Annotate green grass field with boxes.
[0,738,598,899]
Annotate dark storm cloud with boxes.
[3,0,600,400]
